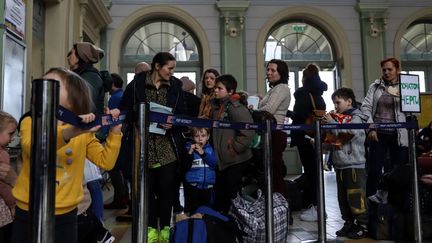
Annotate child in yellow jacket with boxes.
[12,67,122,243]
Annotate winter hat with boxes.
[180,76,196,92]
[74,42,105,64]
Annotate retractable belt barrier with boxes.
[55,107,421,243]
[56,106,417,131]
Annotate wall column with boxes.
[216,0,249,90]
[357,3,388,92]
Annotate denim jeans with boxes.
[87,180,104,220]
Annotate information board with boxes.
[399,74,421,113]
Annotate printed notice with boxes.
[149,102,173,135]
[399,74,421,113]
[247,95,260,110]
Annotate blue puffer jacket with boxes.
[184,141,218,189]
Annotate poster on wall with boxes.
[5,0,26,39]
[399,74,421,113]
[2,34,25,121]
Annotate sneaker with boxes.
[335,221,354,237]
[159,226,170,243]
[346,224,367,239]
[300,205,318,222]
[323,161,331,171]
[96,231,115,243]
[148,227,159,243]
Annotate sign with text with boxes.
[399,74,421,113]
[5,0,26,39]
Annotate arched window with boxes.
[400,21,432,92]
[265,21,337,111]
[121,20,201,87]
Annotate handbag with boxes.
[305,93,326,135]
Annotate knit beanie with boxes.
[74,42,105,64]
[180,76,196,92]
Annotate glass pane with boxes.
[2,36,24,120]
[127,73,135,84]
[320,71,335,111]
[123,21,199,63]
[401,23,432,60]
[288,71,296,111]
[409,71,426,93]
[265,22,333,61]
[174,72,197,94]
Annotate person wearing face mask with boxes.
[258,59,291,200]
[119,52,189,243]
[361,57,409,197]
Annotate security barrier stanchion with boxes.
[314,119,326,243]
[132,102,149,243]
[302,120,336,243]
[408,116,423,242]
[30,79,59,243]
[263,119,274,243]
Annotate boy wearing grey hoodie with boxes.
[321,88,368,239]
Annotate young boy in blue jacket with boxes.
[184,127,218,214]
[321,88,368,239]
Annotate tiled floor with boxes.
[101,171,395,242]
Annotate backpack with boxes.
[99,70,113,93]
[170,206,239,243]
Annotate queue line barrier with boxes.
[33,103,422,243]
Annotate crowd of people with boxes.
[0,44,431,243]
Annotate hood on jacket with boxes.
[346,108,368,122]
[303,73,328,95]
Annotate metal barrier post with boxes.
[29,79,59,243]
[408,116,422,242]
[263,119,274,243]
[303,120,334,243]
[132,103,149,243]
[314,119,326,242]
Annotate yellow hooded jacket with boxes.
[13,117,122,215]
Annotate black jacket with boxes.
[291,74,328,146]
[116,72,189,178]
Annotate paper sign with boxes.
[247,95,260,110]
[149,102,173,135]
[399,74,421,113]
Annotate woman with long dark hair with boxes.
[120,52,189,242]
[198,68,220,118]
[259,59,291,199]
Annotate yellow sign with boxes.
[418,93,432,128]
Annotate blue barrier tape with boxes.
[149,111,417,131]
[57,106,126,129]
[56,106,417,131]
